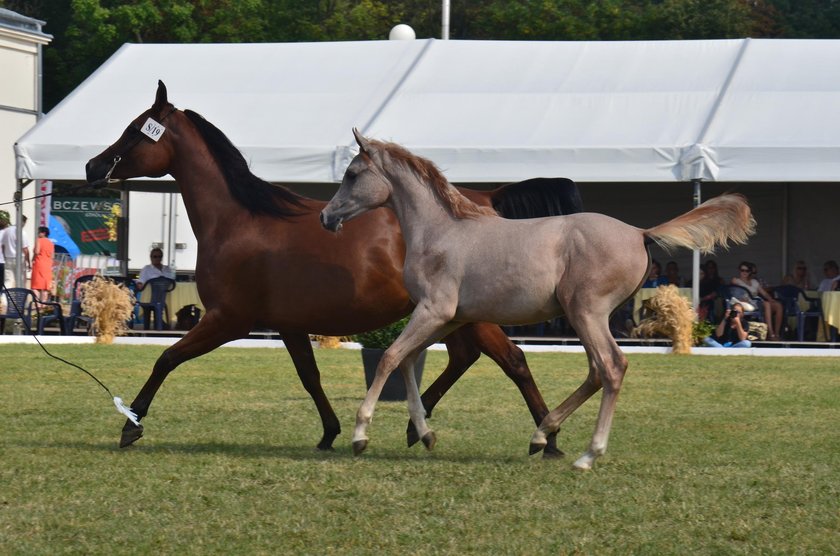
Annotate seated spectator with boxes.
[136,248,175,289]
[698,259,723,322]
[782,260,814,290]
[642,259,669,288]
[703,302,751,348]
[664,260,683,286]
[732,261,783,340]
[818,260,839,292]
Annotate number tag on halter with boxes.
[141,118,166,142]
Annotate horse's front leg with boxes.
[121,311,246,447]
[353,307,457,455]
[282,332,341,450]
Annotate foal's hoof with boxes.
[119,423,144,448]
[528,441,545,456]
[352,439,369,456]
[406,422,420,448]
[420,431,437,451]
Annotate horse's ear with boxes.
[154,80,168,109]
[353,128,371,155]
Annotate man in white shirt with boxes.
[818,260,839,292]
[0,214,30,288]
[136,247,175,288]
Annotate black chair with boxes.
[64,275,97,334]
[720,284,763,322]
[1,287,39,334]
[136,277,176,330]
[773,285,822,341]
[36,299,71,335]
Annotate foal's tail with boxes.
[644,193,756,254]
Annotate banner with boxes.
[38,180,52,227]
[51,197,121,256]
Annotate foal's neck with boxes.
[388,173,462,248]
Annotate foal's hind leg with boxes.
[406,324,561,456]
[120,311,246,447]
[283,332,341,450]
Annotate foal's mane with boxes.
[183,110,306,218]
[372,140,495,219]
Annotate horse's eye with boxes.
[345,169,357,180]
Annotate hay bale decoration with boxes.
[632,285,696,354]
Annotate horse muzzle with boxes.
[85,156,122,188]
[319,210,343,233]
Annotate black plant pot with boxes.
[361,348,426,401]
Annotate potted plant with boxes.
[354,317,426,401]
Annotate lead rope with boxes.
[1,282,140,426]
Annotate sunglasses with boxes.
[739,268,750,272]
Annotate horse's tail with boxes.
[492,178,583,218]
[643,193,756,254]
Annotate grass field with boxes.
[1,344,838,554]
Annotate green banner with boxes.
[51,197,121,256]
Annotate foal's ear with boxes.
[153,80,168,109]
[353,128,371,156]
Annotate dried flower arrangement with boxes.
[80,276,136,344]
[632,284,696,354]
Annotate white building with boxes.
[0,8,51,280]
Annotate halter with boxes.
[91,105,178,188]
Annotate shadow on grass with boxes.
[25,438,544,464]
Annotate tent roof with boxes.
[15,38,840,186]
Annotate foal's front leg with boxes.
[353,309,456,455]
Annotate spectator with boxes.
[732,261,783,340]
[782,260,814,290]
[818,260,839,292]
[0,210,8,291]
[31,226,55,302]
[698,259,724,322]
[643,259,669,288]
[0,214,30,288]
[664,260,683,286]
[703,302,751,348]
[136,248,175,289]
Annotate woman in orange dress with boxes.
[31,226,55,301]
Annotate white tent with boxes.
[13,38,840,278]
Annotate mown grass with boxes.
[1,344,838,554]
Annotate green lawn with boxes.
[1,345,838,554]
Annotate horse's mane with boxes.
[371,140,496,219]
[183,110,307,218]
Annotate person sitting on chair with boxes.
[731,261,783,340]
[642,259,669,288]
[136,248,175,288]
[782,260,814,290]
[704,302,751,348]
[818,260,839,292]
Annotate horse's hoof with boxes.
[406,423,420,447]
[420,431,436,451]
[314,445,336,452]
[542,446,565,459]
[119,424,144,448]
[528,441,545,456]
[352,439,368,455]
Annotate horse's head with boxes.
[320,128,391,232]
[85,80,178,187]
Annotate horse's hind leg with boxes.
[529,307,628,470]
[407,323,561,456]
[120,311,246,448]
[282,332,341,451]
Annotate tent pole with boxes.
[691,180,702,311]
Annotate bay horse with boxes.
[320,129,756,469]
[85,81,583,453]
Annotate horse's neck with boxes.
[167,129,244,241]
[389,176,458,249]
